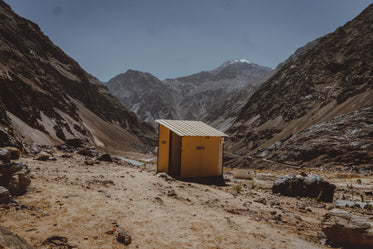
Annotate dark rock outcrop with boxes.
[272,174,336,202]
[65,139,86,148]
[322,209,373,248]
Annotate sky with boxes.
[4,0,372,81]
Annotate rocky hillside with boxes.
[106,60,272,128]
[226,4,373,168]
[0,1,155,151]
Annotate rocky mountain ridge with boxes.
[226,3,373,168]
[0,0,155,151]
[106,59,272,129]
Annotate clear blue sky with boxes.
[4,0,372,81]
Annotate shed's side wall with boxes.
[157,124,170,173]
[180,136,221,178]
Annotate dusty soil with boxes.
[1,151,372,248]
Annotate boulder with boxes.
[0,127,18,148]
[0,225,33,249]
[322,209,373,248]
[65,138,86,148]
[2,147,20,160]
[97,153,113,162]
[116,229,131,245]
[0,163,31,196]
[8,171,31,195]
[272,174,335,202]
[0,149,11,163]
[36,151,51,161]
[0,186,10,203]
[78,148,98,157]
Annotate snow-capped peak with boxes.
[228,59,251,64]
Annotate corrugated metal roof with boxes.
[155,119,228,137]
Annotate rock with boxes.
[2,147,20,160]
[28,144,42,155]
[322,209,373,248]
[335,200,370,209]
[156,172,175,181]
[0,149,10,163]
[365,190,373,196]
[0,127,19,148]
[8,171,31,195]
[0,163,31,195]
[272,174,335,202]
[98,190,111,198]
[61,154,72,158]
[0,147,20,163]
[84,159,94,165]
[232,169,253,180]
[42,235,74,248]
[254,197,267,205]
[116,229,131,245]
[0,225,33,249]
[78,147,98,157]
[167,189,177,197]
[36,151,51,161]
[0,186,10,203]
[65,138,86,148]
[97,153,112,162]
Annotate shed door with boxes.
[169,131,181,178]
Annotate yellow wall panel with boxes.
[180,136,221,178]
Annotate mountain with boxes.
[106,59,272,128]
[226,4,373,168]
[0,1,155,151]
[164,59,273,121]
[105,70,180,125]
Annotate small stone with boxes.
[116,229,131,245]
[84,159,94,165]
[156,172,175,181]
[254,198,267,205]
[365,190,373,196]
[167,189,177,197]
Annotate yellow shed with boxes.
[155,119,228,178]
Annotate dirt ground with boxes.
[1,150,372,249]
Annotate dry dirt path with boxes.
[0,152,333,248]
